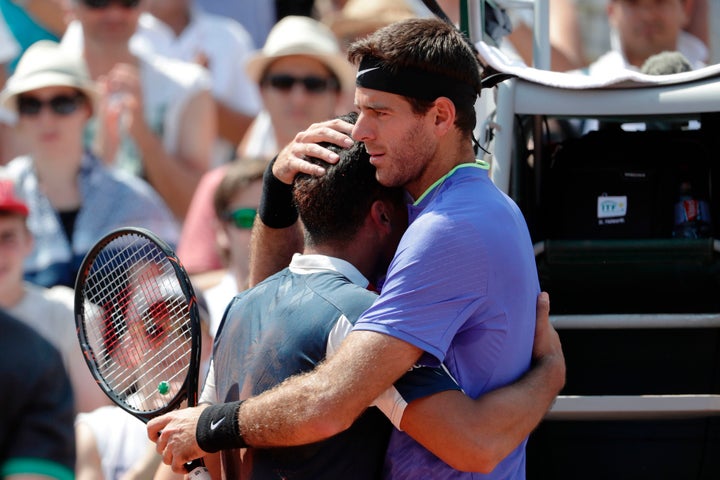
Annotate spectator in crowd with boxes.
[573,0,710,67]
[61,0,216,221]
[0,307,75,480]
[134,0,262,166]
[0,176,109,413]
[176,15,353,274]
[237,15,355,160]
[589,0,705,74]
[0,40,178,288]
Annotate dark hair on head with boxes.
[293,111,405,246]
[213,158,268,219]
[347,17,481,134]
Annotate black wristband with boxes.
[196,401,248,453]
[258,156,299,229]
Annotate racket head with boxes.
[74,227,202,422]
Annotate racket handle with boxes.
[185,459,211,480]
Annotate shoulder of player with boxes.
[303,271,377,310]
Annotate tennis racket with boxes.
[75,227,209,479]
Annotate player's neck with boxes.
[303,241,375,284]
[407,138,475,199]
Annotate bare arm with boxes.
[239,330,422,446]
[399,292,565,473]
[505,0,586,71]
[67,337,112,413]
[137,89,215,220]
[685,0,709,46]
[119,439,162,480]
[548,0,586,69]
[506,23,583,71]
[75,422,104,480]
[150,330,423,471]
[13,0,68,36]
[149,294,563,473]
[215,100,254,146]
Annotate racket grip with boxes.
[185,459,211,480]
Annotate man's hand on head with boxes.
[273,118,355,184]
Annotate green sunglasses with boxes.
[222,207,257,229]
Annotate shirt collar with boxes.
[413,160,490,207]
[289,253,370,289]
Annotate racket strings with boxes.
[80,233,193,413]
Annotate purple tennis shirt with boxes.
[354,162,540,479]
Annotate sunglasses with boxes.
[17,94,85,117]
[81,0,141,9]
[222,207,257,229]
[263,74,339,94]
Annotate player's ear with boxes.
[432,97,456,135]
[369,200,393,233]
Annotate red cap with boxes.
[0,179,29,217]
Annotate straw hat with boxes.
[0,40,99,113]
[245,15,355,92]
[325,0,417,42]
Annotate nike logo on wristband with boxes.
[210,417,225,430]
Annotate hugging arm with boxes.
[398,292,565,473]
[150,294,564,474]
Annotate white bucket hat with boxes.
[0,40,99,114]
[245,15,355,92]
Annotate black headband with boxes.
[355,56,478,105]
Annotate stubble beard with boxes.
[377,120,434,193]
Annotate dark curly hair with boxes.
[293,112,405,246]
